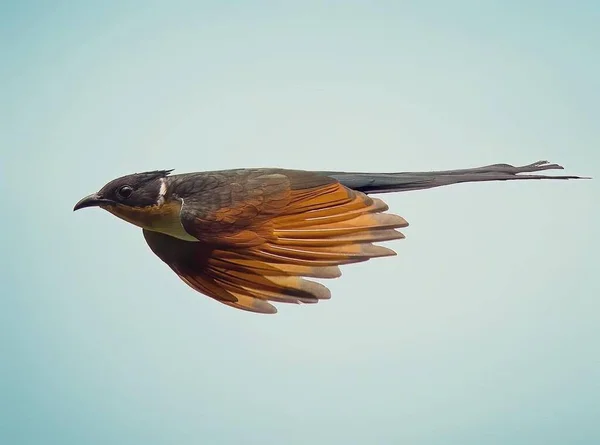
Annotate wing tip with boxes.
[223,298,279,314]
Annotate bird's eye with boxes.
[117,185,133,199]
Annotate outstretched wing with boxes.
[145,170,408,313]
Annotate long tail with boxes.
[321,160,587,194]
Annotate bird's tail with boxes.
[321,160,587,194]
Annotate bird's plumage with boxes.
[74,160,585,314]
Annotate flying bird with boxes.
[74,161,583,314]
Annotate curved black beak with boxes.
[73,193,112,211]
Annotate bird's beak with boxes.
[73,193,113,211]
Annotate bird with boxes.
[74,160,584,314]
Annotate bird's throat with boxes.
[103,201,198,241]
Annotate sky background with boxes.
[2,1,599,444]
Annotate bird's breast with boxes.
[103,201,198,241]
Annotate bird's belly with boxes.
[104,202,199,241]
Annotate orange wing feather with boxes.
[144,173,408,313]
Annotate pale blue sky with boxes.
[2,2,599,444]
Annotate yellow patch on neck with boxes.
[104,201,198,241]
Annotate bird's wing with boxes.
[176,169,347,246]
[144,170,408,313]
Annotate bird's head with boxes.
[73,170,173,212]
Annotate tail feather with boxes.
[321,161,587,194]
